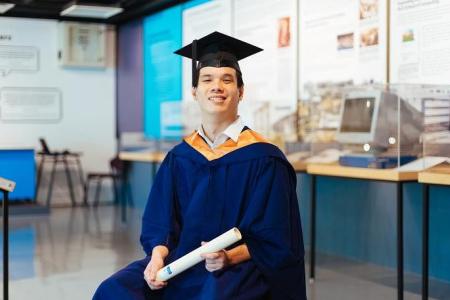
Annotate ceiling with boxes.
[0,0,189,24]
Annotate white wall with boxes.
[0,17,116,173]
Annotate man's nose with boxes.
[210,80,224,92]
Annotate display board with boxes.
[182,0,231,103]
[180,0,230,134]
[299,0,387,95]
[234,0,298,140]
[143,0,211,139]
[390,0,450,84]
[143,6,182,139]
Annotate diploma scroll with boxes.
[156,227,242,281]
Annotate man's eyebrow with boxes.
[222,73,234,78]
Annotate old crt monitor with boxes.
[336,90,423,149]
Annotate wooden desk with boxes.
[306,163,418,300]
[418,163,450,300]
[119,151,166,163]
[118,151,166,222]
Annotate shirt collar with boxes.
[195,116,245,148]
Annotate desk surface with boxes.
[119,151,166,163]
[120,150,309,172]
[290,160,307,172]
[307,163,418,182]
[418,163,450,186]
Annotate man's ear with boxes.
[238,86,244,101]
[191,87,197,100]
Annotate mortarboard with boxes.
[174,31,263,86]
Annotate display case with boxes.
[412,84,450,171]
[298,83,438,169]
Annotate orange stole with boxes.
[184,129,270,161]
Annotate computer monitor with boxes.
[336,90,423,149]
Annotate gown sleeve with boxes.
[140,153,180,255]
[239,156,307,300]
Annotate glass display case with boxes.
[297,83,443,169]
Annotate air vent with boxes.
[0,3,15,14]
[60,4,123,19]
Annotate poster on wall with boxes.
[182,0,232,103]
[299,0,387,95]
[390,0,450,84]
[0,46,39,76]
[181,0,232,133]
[234,0,298,141]
[0,87,62,122]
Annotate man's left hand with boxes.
[200,241,230,272]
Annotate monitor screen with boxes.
[340,97,375,133]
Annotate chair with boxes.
[84,156,132,207]
[36,138,84,207]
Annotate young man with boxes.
[94,31,306,300]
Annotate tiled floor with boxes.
[2,205,449,300]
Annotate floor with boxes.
[2,205,450,300]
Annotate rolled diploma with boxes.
[156,227,242,281]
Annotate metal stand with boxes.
[0,176,15,300]
[3,190,9,300]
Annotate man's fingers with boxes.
[149,267,157,280]
[202,252,219,260]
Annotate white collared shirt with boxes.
[197,116,245,149]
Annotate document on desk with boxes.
[396,156,449,172]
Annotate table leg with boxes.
[36,155,45,199]
[422,183,429,300]
[63,156,76,206]
[46,157,58,207]
[121,162,129,223]
[310,174,316,282]
[397,181,404,300]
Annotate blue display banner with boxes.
[143,5,182,139]
[0,149,35,201]
[143,0,210,139]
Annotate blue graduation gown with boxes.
[94,129,306,300]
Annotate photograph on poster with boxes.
[359,0,378,20]
[278,16,291,48]
[360,27,378,47]
[402,29,415,43]
[337,33,354,50]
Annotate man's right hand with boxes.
[144,245,169,290]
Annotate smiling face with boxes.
[192,66,244,122]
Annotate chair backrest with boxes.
[39,138,51,154]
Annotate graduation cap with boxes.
[174,31,263,87]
